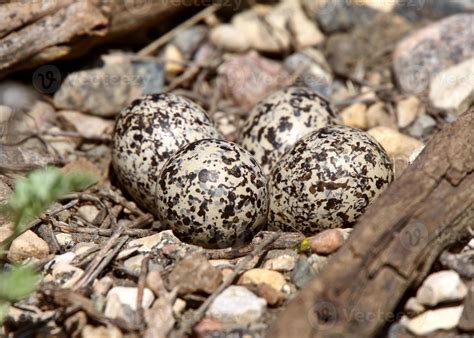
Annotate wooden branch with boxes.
[0,0,198,78]
[268,108,474,338]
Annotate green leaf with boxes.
[0,265,40,302]
[6,167,97,229]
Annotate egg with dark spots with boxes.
[156,139,268,249]
[112,93,221,213]
[239,86,337,175]
[268,125,394,235]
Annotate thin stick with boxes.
[175,232,281,336]
[138,3,222,56]
[53,221,153,237]
[136,255,150,327]
[73,225,125,289]
[84,236,129,286]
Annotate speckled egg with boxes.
[268,126,393,235]
[239,86,337,175]
[112,93,221,213]
[156,139,268,249]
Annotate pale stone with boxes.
[77,205,100,224]
[7,230,49,263]
[52,263,84,288]
[263,255,296,272]
[172,298,186,316]
[367,127,424,162]
[164,44,184,75]
[340,103,368,129]
[429,58,474,114]
[366,102,397,129]
[56,233,74,247]
[207,286,266,325]
[397,96,425,128]
[402,306,464,336]
[238,268,287,292]
[416,270,467,306]
[105,287,154,320]
[58,110,114,140]
[123,254,145,272]
[209,24,250,52]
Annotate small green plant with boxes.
[0,167,96,323]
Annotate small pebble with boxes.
[256,283,285,307]
[210,24,250,52]
[262,254,297,272]
[93,276,114,297]
[393,14,474,94]
[401,305,464,336]
[207,286,267,326]
[429,58,474,114]
[52,263,84,289]
[416,270,467,306]
[310,229,345,255]
[406,114,437,139]
[105,287,154,320]
[58,110,114,140]
[168,254,222,295]
[164,44,184,75]
[194,317,223,338]
[340,103,368,130]
[291,256,317,289]
[396,96,425,128]
[7,230,49,263]
[218,51,289,109]
[238,268,287,292]
[366,102,397,129]
[172,298,186,317]
[123,254,145,273]
[77,205,100,224]
[172,25,208,58]
[367,126,424,162]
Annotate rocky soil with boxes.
[0,1,473,337]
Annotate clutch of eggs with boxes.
[112,90,394,248]
[112,93,222,213]
[268,125,394,236]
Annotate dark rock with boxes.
[393,14,474,94]
[307,1,379,33]
[53,59,164,117]
[168,254,222,295]
[218,51,289,110]
[406,114,437,139]
[173,25,208,58]
[440,250,474,279]
[290,255,317,289]
[284,49,333,98]
[395,0,474,21]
